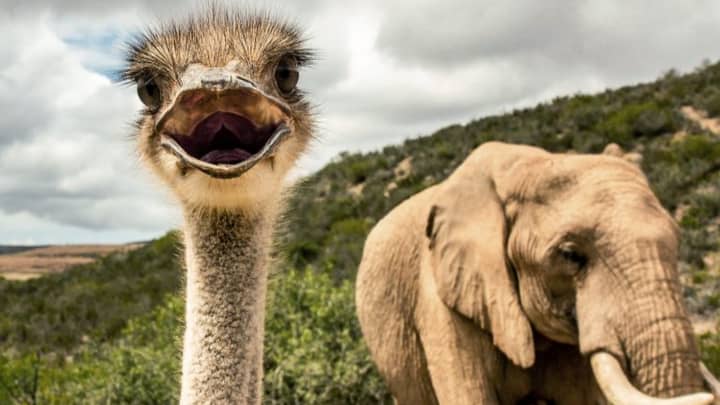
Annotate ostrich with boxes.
[122,8,315,404]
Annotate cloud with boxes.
[1,0,720,243]
[375,0,720,77]
[0,12,179,243]
[376,0,579,67]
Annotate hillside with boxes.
[0,237,178,355]
[1,61,720,403]
[0,243,144,280]
[0,246,43,256]
[282,63,720,316]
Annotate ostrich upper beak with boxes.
[155,65,292,179]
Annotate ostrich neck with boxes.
[180,207,274,405]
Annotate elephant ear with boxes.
[425,175,535,368]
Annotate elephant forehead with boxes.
[503,171,578,205]
[496,158,561,201]
[505,155,647,205]
[563,154,647,185]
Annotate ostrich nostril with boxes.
[199,75,256,91]
[201,78,230,89]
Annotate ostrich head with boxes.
[123,9,315,212]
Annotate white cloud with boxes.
[0,11,179,243]
[1,0,720,243]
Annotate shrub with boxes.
[264,269,390,404]
[595,102,675,146]
[322,218,374,280]
[633,108,673,136]
[0,233,181,356]
[0,270,391,404]
[699,322,720,376]
[701,91,720,117]
[0,296,182,404]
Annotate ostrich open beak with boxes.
[155,65,292,179]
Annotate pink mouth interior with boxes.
[170,112,277,165]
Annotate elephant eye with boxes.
[557,242,588,271]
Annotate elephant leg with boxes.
[356,258,437,403]
[359,291,437,405]
[417,303,500,404]
[381,328,438,405]
[360,304,436,404]
[416,268,523,404]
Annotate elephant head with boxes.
[424,142,719,404]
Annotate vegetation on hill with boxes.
[0,235,180,356]
[0,268,389,404]
[0,247,42,256]
[282,62,720,314]
[1,60,720,403]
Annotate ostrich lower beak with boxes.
[160,121,291,179]
[155,65,292,179]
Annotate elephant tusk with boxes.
[699,362,720,404]
[590,352,715,405]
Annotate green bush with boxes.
[700,91,720,117]
[595,102,675,146]
[0,269,391,404]
[699,322,720,376]
[572,105,604,131]
[0,295,182,404]
[708,294,720,310]
[0,233,181,356]
[321,218,374,280]
[673,134,720,162]
[0,354,41,405]
[264,269,389,404]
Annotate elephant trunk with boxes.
[627,327,702,397]
[588,285,715,405]
[619,264,703,397]
[580,241,716,404]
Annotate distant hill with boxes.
[0,243,145,280]
[281,62,720,317]
[0,60,719,403]
[0,237,177,354]
[0,246,43,255]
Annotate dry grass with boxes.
[0,244,144,280]
[693,316,719,335]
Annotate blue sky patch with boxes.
[62,30,132,81]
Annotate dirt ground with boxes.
[0,244,144,280]
[681,105,720,135]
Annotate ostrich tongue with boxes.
[170,111,277,165]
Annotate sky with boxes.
[1,0,719,245]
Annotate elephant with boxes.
[355,142,720,405]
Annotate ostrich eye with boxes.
[137,77,162,110]
[275,58,299,95]
[557,242,588,271]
